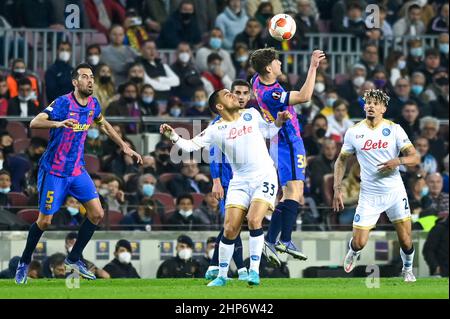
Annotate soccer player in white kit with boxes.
[160,89,292,287]
[333,89,420,282]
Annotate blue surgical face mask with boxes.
[326,98,336,107]
[439,43,449,55]
[67,206,79,216]
[142,96,154,104]
[142,183,155,197]
[411,84,424,95]
[0,187,11,194]
[410,47,423,57]
[170,108,182,117]
[194,100,207,108]
[420,186,429,197]
[87,128,99,139]
[209,37,222,50]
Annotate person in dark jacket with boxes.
[103,239,140,278]
[165,194,207,231]
[45,41,73,103]
[156,0,202,49]
[167,159,211,198]
[423,217,449,277]
[0,256,20,279]
[51,196,84,229]
[7,78,41,116]
[396,100,421,142]
[232,18,265,50]
[120,197,162,230]
[156,234,203,278]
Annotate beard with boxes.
[79,86,93,97]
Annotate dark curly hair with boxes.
[362,89,390,106]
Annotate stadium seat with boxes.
[158,173,181,184]
[152,193,176,212]
[7,192,29,208]
[190,193,205,208]
[84,154,101,174]
[30,128,50,141]
[17,209,39,224]
[13,138,30,154]
[102,210,124,230]
[87,32,108,46]
[6,122,28,140]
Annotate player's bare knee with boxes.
[88,208,104,225]
[223,224,239,239]
[36,219,51,230]
[246,215,262,229]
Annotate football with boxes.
[268,14,296,41]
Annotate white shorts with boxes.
[225,168,278,212]
[353,188,411,229]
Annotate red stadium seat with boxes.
[7,192,30,208]
[84,154,101,174]
[191,193,205,208]
[152,193,176,212]
[6,122,28,140]
[13,138,30,154]
[30,128,50,141]
[88,32,108,45]
[17,209,40,224]
[158,173,181,184]
[102,210,124,230]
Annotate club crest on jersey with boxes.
[382,128,391,136]
[69,112,75,116]
[72,123,90,132]
[89,110,94,117]
[272,91,281,100]
[243,113,252,121]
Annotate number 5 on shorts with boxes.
[45,190,54,209]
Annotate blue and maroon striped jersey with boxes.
[39,92,102,177]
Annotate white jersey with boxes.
[341,119,413,196]
[175,107,279,179]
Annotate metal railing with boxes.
[1,28,440,78]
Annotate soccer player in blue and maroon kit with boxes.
[250,48,325,262]
[15,63,143,284]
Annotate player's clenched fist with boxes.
[59,118,78,128]
[160,124,175,139]
[275,110,292,127]
[310,50,326,69]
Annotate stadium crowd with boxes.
[0,0,448,245]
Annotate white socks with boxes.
[400,247,415,271]
[249,232,264,274]
[218,240,235,278]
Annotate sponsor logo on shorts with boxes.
[243,113,252,121]
[354,214,361,222]
[382,128,391,136]
[251,255,260,261]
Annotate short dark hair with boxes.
[87,43,101,54]
[312,113,328,125]
[0,169,10,177]
[231,79,251,92]
[17,77,32,87]
[71,63,94,80]
[249,47,279,76]
[332,99,348,110]
[206,236,216,245]
[58,41,71,49]
[208,89,222,114]
[65,232,78,242]
[118,81,138,95]
[425,48,440,58]
[207,52,222,64]
[363,89,390,106]
[176,193,193,205]
[403,100,418,109]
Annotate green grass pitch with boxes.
[0,278,448,299]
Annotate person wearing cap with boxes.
[156,234,203,278]
[103,239,140,278]
[150,141,181,176]
[336,63,367,104]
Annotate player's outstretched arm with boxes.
[30,112,78,129]
[288,50,326,105]
[97,118,143,164]
[159,124,211,152]
[377,145,420,172]
[332,152,352,212]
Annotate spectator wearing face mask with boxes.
[52,196,85,229]
[337,63,367,106]
[165,194,208,231]
[437,33,449,69]
[5,59,40,106]
[166,96,185,118]
[93,63,116,111]
[195,28,236,80]
[428,70,449,119]
[156,234,203,278]
[170,42,203,102]
[7,78,41,116]
[150,141,181,176]
[201,53,233,96]
[139,84,159,116]
[303,114,329,156]
[126,173,157,207]
[215,0,248,50]
[414,137,438,175]
[0,170,11,206]
[157,0,201,49]
[103,239,140,278]
[84,125,103,157]
[120,197,162,231]
[45,41,74,103]
[186,88,211,117]
[86,44,102,74]
[232,43,251,80]
[319,89,339,117]
[406,39,424,73]
[195,236,217,276]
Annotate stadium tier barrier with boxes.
[0,230,432,278]
[0,28,440,79]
